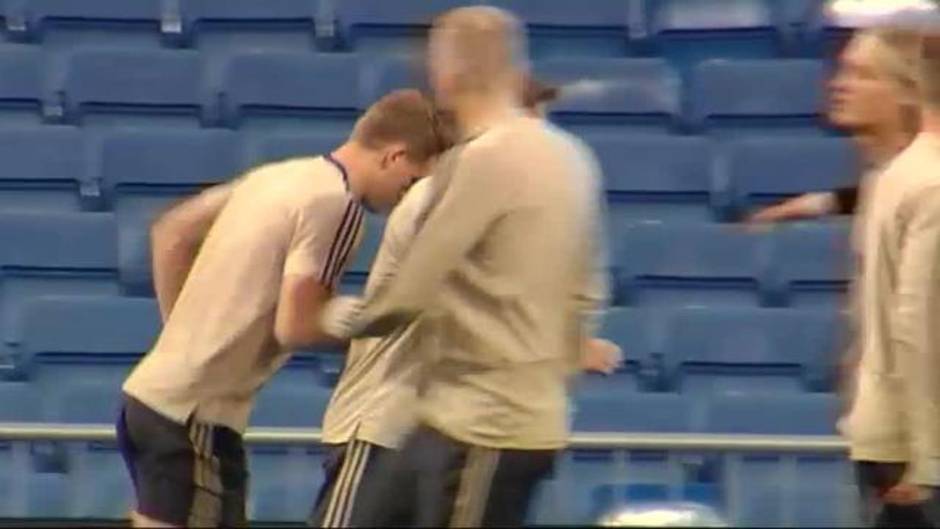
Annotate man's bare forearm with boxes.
[149,182,236,321]
[152,226,201,321]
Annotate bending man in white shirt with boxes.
[116,90,450,528]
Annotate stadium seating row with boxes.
[0,213,852,338]
[0,46,832,132]
[611,220,851,307]
[0,0,841,58]
[3,295,845,397]
[0,127,859,220]
[0,365,839,431]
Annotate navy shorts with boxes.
[309,439,409,528]
[350,424,557,527]
[116,394,248,527]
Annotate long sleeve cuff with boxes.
[582,308,606,339]
[908,456,940,487]
[320,296,365,340]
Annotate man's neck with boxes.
[329,142,369,200]
[854,123,913,168]
[921,108,940,139]
[453,91,521,140]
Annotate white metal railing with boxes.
[0,422,848,452]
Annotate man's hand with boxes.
[746,204,791,224]
[320,296,365,341]
[581,338,623,375]
[882,482,931,505]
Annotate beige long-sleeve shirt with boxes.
[321,178,435,448]
[337,114,608,450]
[843,133,940,485]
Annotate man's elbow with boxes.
[150,213,194,253]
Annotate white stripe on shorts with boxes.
[450,446,500,528]
[323,439,373,528]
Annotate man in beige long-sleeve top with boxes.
[321,7,608,527]
[842,35,940,526]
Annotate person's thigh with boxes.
[308,444,349,527]
[214,428,249,527]
[346,444,415,527]
[478,448,557,527]
[122,397,200,527]
[349,435,424,528]
[412,427,555,528]
[313,440,395,528]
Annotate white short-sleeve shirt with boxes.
[123,156,364,433]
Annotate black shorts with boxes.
[116,394,248,527]
[856,461,940,527]
[309,439,409,528]
[351,424,557,528]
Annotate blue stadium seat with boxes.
[573,393,693,432]
[249,445,326,522]
[616,221,770,306]
[0,212,119,371]
[704,391,850,526]
[659,306,840,393]
[0,439,30,517]
[244,130,346,166]
[177,0,324,52]
[10,0,165,48]
[534,58,680,133]
[26,472,70,518]
[253,372,332,427]
[359,53,424,108]
[18,295,159,365]
[642,0,789,69]
[0,127,99,212]
[218,51,359,129]
[48,379,121,423]
[705,393,838,435]
[0,382,42,421]
[770,221,851,307]
[100,128,243,193]
[715,136,859,220]
[0,45,47,124]
[98,129,244,296]
[576,307,663,395]
[584,133,712,223]
[689,59,826,134]
[709,389,852,524]
[45,395,126,524]
[68,445,133,519]
[488,0,634,58]
[563,393,699,523]
[796,0,854,57]
[0,211,116,268]
[334,0,481,52]
[51,48,209,126]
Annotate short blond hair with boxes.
[352,89,453,162]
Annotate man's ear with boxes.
[381,144,409,168]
